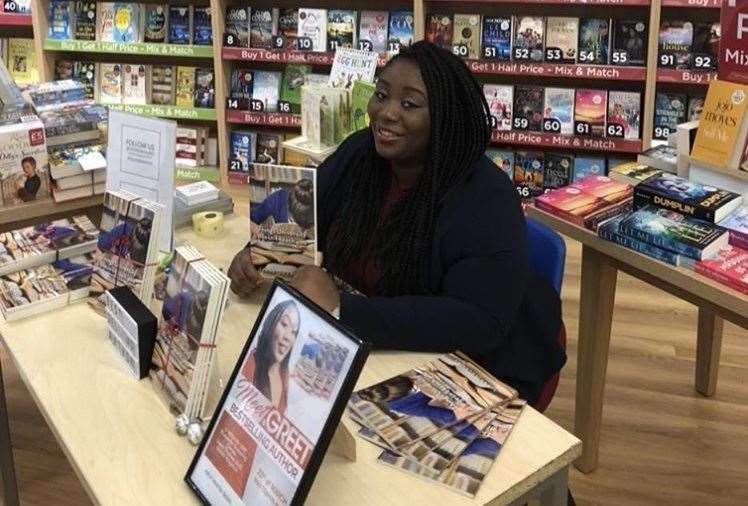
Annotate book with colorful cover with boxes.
[359,11,389,53]
[486,149,514,180]
[48,1,74,40]
[98,63,123,104]
[6,38,38,85]
[388,11,414,51]
[111,3,140,43]
[659,20,693,69]
[512,85,543,132]
[578,18,610,64]
[229,130,254,179]
[225,7,250,47]
[694,245,748,295]
[573,155,606,181]
[653,92,686,141]
[574,89,607,137]
[229,68,253,101]
[607,91,641,140]
[536,185,628,230]
[542,87,575,136]
[250,8,277,49]
[609,162,662,187]
[328,48,378,90]
[598,214,691,267]
[452,14,482,59]
[543,153,573,190]
[513,150,544,197]
[351,80,375,131]
[252,71,282,112]
[193,6,213,46]
[278,8,298,50]
[327,10,357,49]
[572,175,633,204]
[483,84,512,131]
[75,61,96,100]
[513,16,544,61]
[143,4,167,43]
[150,65,175,105]
[613,20,647,66]
[618,205,730,260]
[96,2,115,41]
[74,1,97,40]
[173,66,194,108]
[545,17,578,64]
[718,206,748,250]
[425,14,453,50]
[122,64,147,105]
[279,65,311,113]
[481,16,512,61]
[297,8,327,52]
[168,5,192,45]
[194,68,215,108]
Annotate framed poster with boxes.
[185,280,370,506]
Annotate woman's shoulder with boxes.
[446,154,520,213]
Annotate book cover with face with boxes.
[425,14,454,50]
[483,84,513,131]
[513,85,544,132]
[574,89,608,137]
[486,149,514,180]
[513,16,544,61]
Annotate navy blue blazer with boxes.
[317,131,566,402]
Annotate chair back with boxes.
[526,217,566,294]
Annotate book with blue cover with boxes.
[388,11,414,51]
[481,17,512,61]
[48,1,74,40]
[229,130,255,177]
[111,3,141,43]
[573,156,606,182]
[193,6,213,46]
[618,205,729,260]
[486,149,514,180]
[578,18,611,64]
[598,214,693,267]
[513,151,544,198]
[168,5,192,45]
[143,5,167,43]
[543,153,573,190]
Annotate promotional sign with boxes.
[719,0,748,84]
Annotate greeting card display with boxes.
[186,281,369,506]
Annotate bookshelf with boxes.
[226,110,301,128]
[42,39,215,58]
[106,103,218,121]
[490,131,643,154]
[0,194,103,232]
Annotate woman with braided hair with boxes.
[229,41,565,402]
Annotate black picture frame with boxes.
[185,279,370,505]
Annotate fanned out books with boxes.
[250,164,317,280]
[149,244,229,424]
[347,352,524,498]
[0,215,98,276]
[695,245,748,295]
[88,190,163,314]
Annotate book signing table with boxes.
[0,213,581,506]
[526,206,748,474]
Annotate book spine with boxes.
[618,222,703,260]
[599,227,680,266]
[634,186,715,222]
[727,230,748,250]
[695,263,748,295]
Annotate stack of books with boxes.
[175,181,218,206]
[695,245,748,295]
[719,206,748,251]
[176,126,214,168]
[609,162,663,187]
[149,244,229,425]
[348,352,525,498]
[174,190,233,229]
[38,102,107,148]
[48,142,106,202]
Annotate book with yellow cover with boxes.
[452,14,482,59]
[175,66,196,108]
[6,39,38,86]
[691,80,748,172]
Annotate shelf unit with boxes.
[0,13,32,27]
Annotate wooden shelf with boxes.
[0,195,103,228]
[491,130,643,154]
[661,0,721,7]
[222,46,387,66]
[0,13,32,26]
[467,61,647,81]
[106,103,217,121]
[428,0,650,4]
[226,110,301,128]
[43,39,214,58]
[656,68,718,86]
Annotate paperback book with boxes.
[327,10,357,50]
[513,150,545,198]
[5,38,38,85]
[229,130,255,180]
[573,156,606,181]
[688,97,704,122]
[578,18,610,65]
[609,162,662,186]
[74,1,97,41]
[545,17,578,64]
[37,103,107,147]
[486,149,514,180]
[598,214,693,267]
[122,64,147,105]
[96,2,115,41]
[359,11,389,53]
[536,185,632,230]
[695,245,748,295]
[658,21,694,69]
[193,6,213,46]
[513,16,544,62]
[351,80,375,131]
[512,85,544,132]
[229,68,253,101]
[653,92,687,141]
[612,20,647,66]
[425,14,453,50]
[452,14,482,59]
[691,22,720,70]
[252,71,282,112]
[607,91,641,140]
[48,1,74,40]
[388,11,414,51]
[278,8,298,50]
[250,8,277,49]
[574,89,607,137]
[543,153,573,190]
[143,4,168,43]
[718,206,748,250]
[111,2,140,43]
[542,87,575,136]
[254,133,282,165]
[225,7,250,47]
[150,65,176,105]
[638,144,678,174]
[571,175,633,204]
[297,8,327,52]
[175,66,196,108]
[99,63,123,104]
[280,64,311,113]
[194,68,215,108]
[168,5,192,45]
[481,16,512,61]
[484,84,513,131]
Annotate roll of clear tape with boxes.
[192,211,224,237]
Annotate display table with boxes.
[526,206,748,474]
[0,214,580,505]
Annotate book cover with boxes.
[150,65,175,105]
[618,205,729,260]
[481,16,511,61]
[175,66,196,108]
[359,10,389,53]
[719,206,748,250]
[327,10,357,50]
[122,64,147,105]
[512,85,544,132]
[328,48,378,89]
[168,5,192,45]
[0,121,49,206]
[111,2,140,43]
[297,8,327,52]
[74,1,97,41]
[99,63,122,104]
[229,130,254,176]
[573,155,606,181]
[54,60,74,80]
[609,162,662,186]
[514,150,545,197]
[688,96,705,121]
[351,80,375,131]
[280,64,311,113]
[193,6,213,46]
[691,80,748,171]
[513,16,544,62]
[229,68,253,101]
[278,8,298,50]
[225,7,250,47]
[452,14,482,59]
[695,245,748,295]
[388,11,414,51]
[578,18,611,64]
[543,153,573,190]
[425,14,453,50]
[484,84,513,131]
[143,4,167,43]
[252,71,282,112]
[691,22,720,70]
[250,8,277,49]
[653,92,687,141]
[96,2,115,42]
[598,214,687,267]
[48,1,74,40]
[658,20,693,69]
[6,38,38,85]
[543,87,575,135]
[38,103,107,144]
[253,133,282,165]
[486,149,514,180]
[545,17,578,64]
[607,91,641,140]
[635,173,743,222]
[194,68,215,108]
[574,89,607,137]
[612,20,647,66]
[572,175,633,204]
[719,0,748,84]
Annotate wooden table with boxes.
[1,214,581,506]
[526,206,748,474]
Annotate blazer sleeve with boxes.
[339,167,529,357]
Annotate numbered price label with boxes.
[452,44,469,58]
[542,118,561,134]
[513,117,530,130]
[490,115,500,131]
[226,98,249,110]
[278,101,292,114]
[328,39,341,52]
[692,53,716,70]
[272,36,285,50]
[611,50,628,65]
[483,45,498,60]
[513,47,531,61]
[3,0,19,12]
[388,41,402,54]
[545,47,563,62]
[223,32,241,47]
[578,50,596,63]
[659,53,677,69]
[229,159,245,172]
[249,99,265,112]
[358,39,373,52]
[516,186,532,199]
[297,37,314,51]
[653,126,671,140]
[575,121,592,136]
[606,123,625,138]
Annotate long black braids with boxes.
[325,41,492,296]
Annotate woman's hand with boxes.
[227,246,260,297]
[290,266,340,313]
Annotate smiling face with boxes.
[271,305,300,364]
[368,58,431,167]
[22,159,36,177]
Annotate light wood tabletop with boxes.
[525,205,748,474]
[0,213,581,506]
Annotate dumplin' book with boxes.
[481,16,511,61]
[578,18,611,64]
[513,16,544,62]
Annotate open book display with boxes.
[348,352,526,498]
[149,244,229,431]
[88,190,164,314]
[250,164,317,280]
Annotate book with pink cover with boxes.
[694,245,748,295]
[574,89,607,137]
[571,175,633,204]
